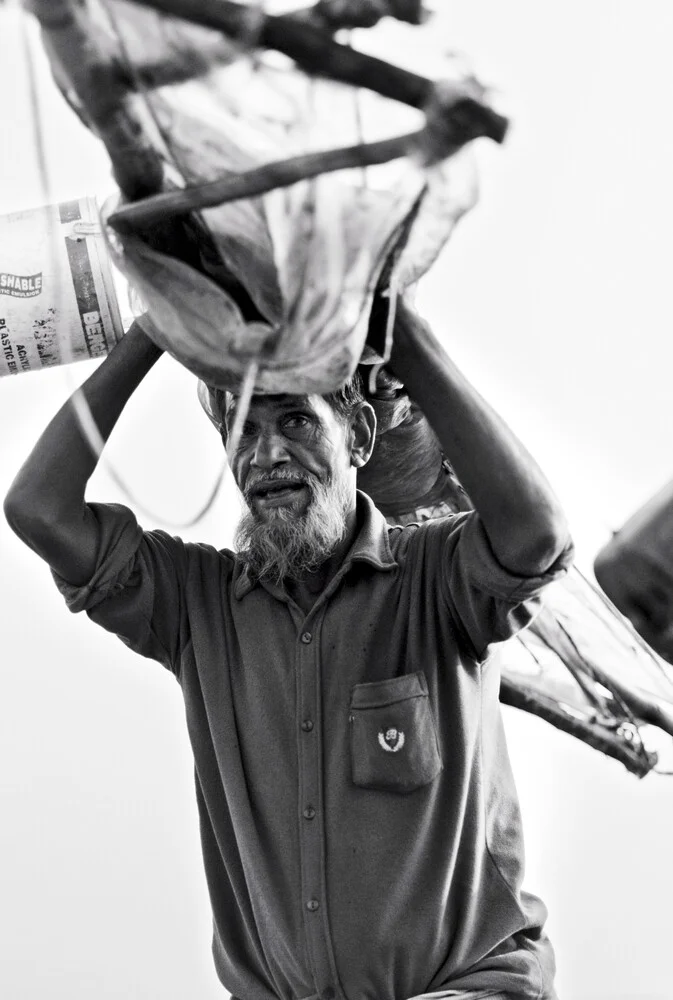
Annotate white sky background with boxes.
[1,2,672,999]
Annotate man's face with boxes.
[226,393,354,519]
[225,393,357,582]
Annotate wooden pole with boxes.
[293,0,429,31]
[126,0,439,109]
[109,131,423,235]
[499,677,657,777]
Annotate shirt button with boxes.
[306,898,320,912]
[301,631,312,644]
[301,719,314,732]
[303,806,316,820]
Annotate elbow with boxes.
[536,524,574,574]
[493,515,574,578]
[520,516,574,576]
[3,484,62,549]
[4,488,44,545]
[4,488,27,535]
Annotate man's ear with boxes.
[349,402,377,469]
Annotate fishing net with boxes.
[38,0,483,394]
[27,0,673,774]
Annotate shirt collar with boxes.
[233,490,398,600]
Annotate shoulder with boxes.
[146,529,238,580]
[85,502,239,590]
[385,510,472,563]
[386,510,472,541]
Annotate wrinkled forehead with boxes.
[224,392,323,425]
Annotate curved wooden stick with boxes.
[108,131,421,234]
[128,0,438,108]
[295,0,429,31]
[500,677,657,778]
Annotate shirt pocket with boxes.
[349,671,443,794]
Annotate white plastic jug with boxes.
[0,196,123,376]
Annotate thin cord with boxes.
[101,0,273,526]
[100,0,187,179]
[69,382,231,529]
[22,2,229,528]
[19,3,77,377]
[226,358,260,466]
[368,266,402,395]
[19,7,50,199]
[347,29,369,190]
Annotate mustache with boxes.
[243,468,315,501]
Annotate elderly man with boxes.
[4,300,572,1000]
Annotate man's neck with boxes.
[286,504,359,615]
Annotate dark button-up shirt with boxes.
[54,492,571,1000]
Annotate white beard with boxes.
[235,473,352,585]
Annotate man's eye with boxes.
[283,414,310,430]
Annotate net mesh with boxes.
[86,0,479,393]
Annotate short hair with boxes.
[200,371,366,436]
[322,369,366,422]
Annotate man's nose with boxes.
[250,429,291,469]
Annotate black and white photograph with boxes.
[1,3,672,999]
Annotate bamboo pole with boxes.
[529,606,673,739]
[109,77,504,235]
[528,609,618,717]
[294,0,429,30]
[126,0,441,109]
[588,668,673,739]
[56,2,428,98]
[109,131,422,235]
[499,677,657,777]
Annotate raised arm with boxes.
[3,322,163,585]
[386,300,571,575]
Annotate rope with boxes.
[20,1,229,528]
[226,358,260,466]
[102,0,266,504]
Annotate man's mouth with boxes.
[248,479,309,506]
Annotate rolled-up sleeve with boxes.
[51,502,189,674]
[421,512,574,660]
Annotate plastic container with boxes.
[0,196,123,376]
[594,478,673,664]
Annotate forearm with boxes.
[4,321,163,578]
[386,301,571,574]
